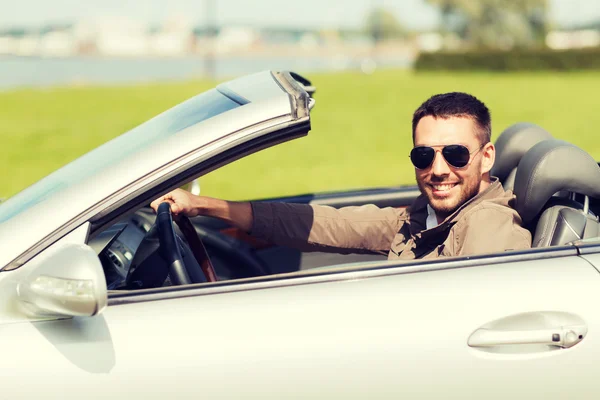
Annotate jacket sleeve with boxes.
[453,205,532,256]
[250,202,408,254]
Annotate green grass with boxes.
[2,69,600,201]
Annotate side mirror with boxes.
[17,243,107,318]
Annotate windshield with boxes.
[0,89,240,223]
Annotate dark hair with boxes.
[412,92,491,144]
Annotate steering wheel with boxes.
[156,202,217,284]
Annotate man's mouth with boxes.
[430,183,458,192]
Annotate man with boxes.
[151,92,531,260]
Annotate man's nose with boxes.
[431,151,451,176]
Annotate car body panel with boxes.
[1,253,599,398]
[577,251,600,273]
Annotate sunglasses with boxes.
[410,144,485,170]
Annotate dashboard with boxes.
[88,210,155,289]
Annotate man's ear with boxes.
[480,142,495,175]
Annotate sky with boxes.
[0,0,599,30]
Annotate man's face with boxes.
[413,115,494,219]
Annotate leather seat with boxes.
[512,140,600,247]
[491,122,553,191]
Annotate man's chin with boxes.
[419,183,463,214]
[428,198,459,216]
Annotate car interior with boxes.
[87,122,600,291]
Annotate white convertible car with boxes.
[1,71,600,399]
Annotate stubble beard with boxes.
[417,175,482,220]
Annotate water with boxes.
[0,54,411,90]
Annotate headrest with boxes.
[491,122,553,182]
[513,139,600,225]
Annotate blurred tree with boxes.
[426,0,549,49]
[365,8,406,42]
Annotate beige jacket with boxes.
[250,179,532,260]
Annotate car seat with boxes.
[512,139,600,247]
[491,122,553,191]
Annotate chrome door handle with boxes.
[468,325,586,349]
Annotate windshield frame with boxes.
[0,89,241,224]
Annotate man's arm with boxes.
[150,189,253,231]
[250,201,407,254]
[151,189,408,254]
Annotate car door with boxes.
[2,246,599,399]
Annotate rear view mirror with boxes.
[17,244,107,318]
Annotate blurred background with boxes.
[1,0,600,200]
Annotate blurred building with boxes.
[546,30,600,50]
[39,30,75,57]
[415,32,443,52]
[213,26,259,54]
[149,15,195,56]
[14,35,40,56]
[93,17,148,57]
[0,35,16,55]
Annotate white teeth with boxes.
[432,184,456,191]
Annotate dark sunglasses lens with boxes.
[410,147,435,169]
[442,145,470,168]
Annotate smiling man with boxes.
[152,92,531,260]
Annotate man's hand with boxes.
[150,189,254,232]
[150,188,205,217]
